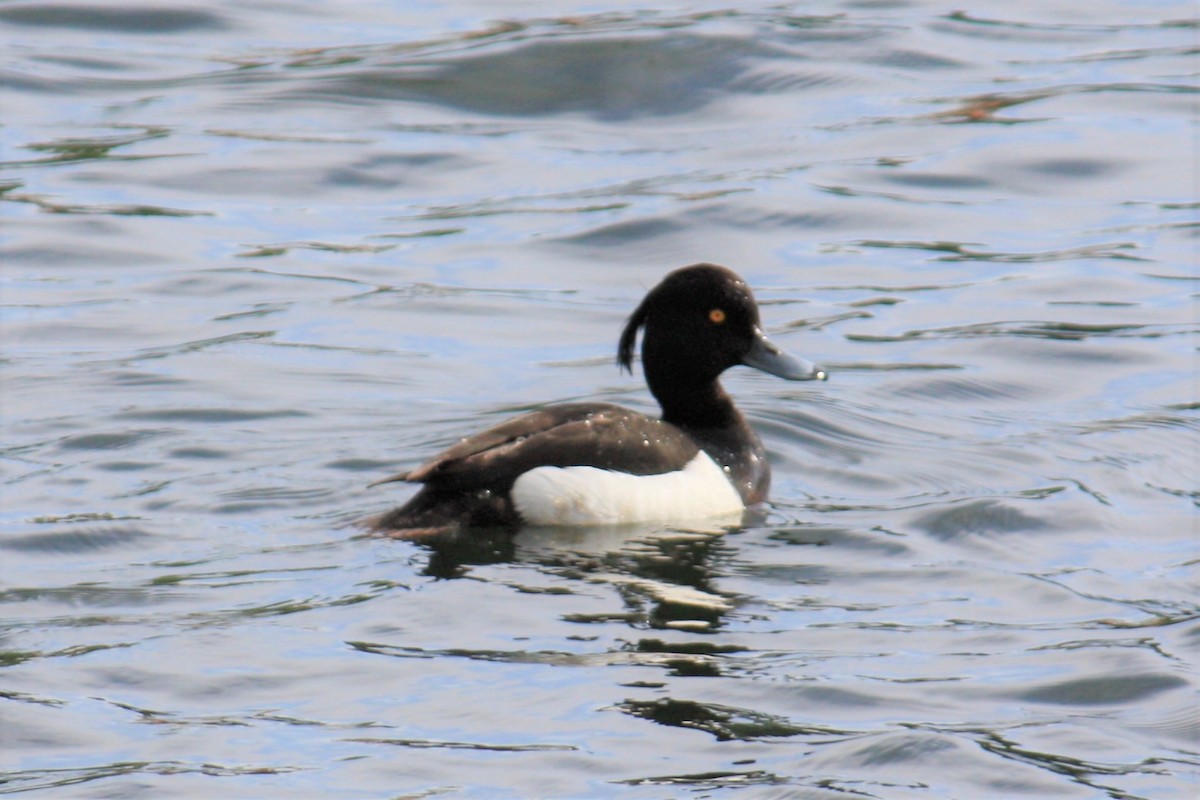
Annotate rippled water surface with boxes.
[2,0,1197,797]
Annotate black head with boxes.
[618,264,825,423]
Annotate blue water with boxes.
[2,1,1197,797]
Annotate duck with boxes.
[368,263,827,537]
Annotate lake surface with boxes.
[2,0,1197,797]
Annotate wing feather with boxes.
[379,402,699,492]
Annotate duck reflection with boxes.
[405,508,767,631]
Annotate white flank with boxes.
[511,452,744,527]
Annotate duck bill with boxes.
[742,328,827,381]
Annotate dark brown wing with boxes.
[373,402,700,493]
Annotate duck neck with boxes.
[648,372,740,431]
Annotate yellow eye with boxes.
[709,308,726,324]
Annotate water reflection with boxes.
[410,527,517,579]
[411,522,745,637]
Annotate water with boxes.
[2,0,1197,797]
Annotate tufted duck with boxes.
[369,263,827,536]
